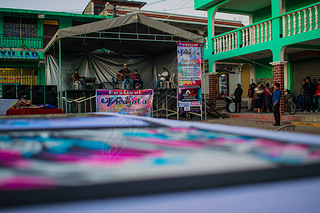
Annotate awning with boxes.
[44,13,205,54]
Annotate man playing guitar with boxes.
[117,64,133,89]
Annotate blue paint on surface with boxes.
[152,157,185,166]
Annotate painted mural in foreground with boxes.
[0,114,320,207]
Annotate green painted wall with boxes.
[38,68,46,85]
[0,14,3,34]
[285,0,319,12]
[254,58,273,79]
[287,61,292,91]
[253,6,271,23]
[58,17,73,29]
[0,61,39,68]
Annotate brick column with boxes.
[271,61,286,115]
[208,73,216,109]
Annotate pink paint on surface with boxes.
[131,137,204,148]
[310,151,320,159]
[0,150,30,168]
[0,176,56,191]
[167,127,195,133]
[254,139,285,147]
[38,147,163,165]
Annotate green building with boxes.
[0,7,111,95]
[195,0,320,113]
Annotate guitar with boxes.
[117,72,131,81]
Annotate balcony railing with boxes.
[0,35,43,49]
[281,5,318,37]
[212,3,319,54]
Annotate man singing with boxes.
[117,64,133,89]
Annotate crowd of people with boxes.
[246,82,274,114]
[242,76,320,114]
[234,82,281,126]
[296,77,320,112]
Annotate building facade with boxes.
[195,0,320,113]
[0,8,111,97]
[0,0,243,99]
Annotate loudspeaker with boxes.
[32,85,44,105]
[2,85,17,99]
[45,85,58,106]
[17,85,30,100]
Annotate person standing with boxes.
[234,83,243,113]
[131,69,143,89]
[296,79,306,112]
[273,82,281,126]
[247,84,253,112]
[305,77,314,112]
[117,64,133,89]
[264,83,272,112]
[254,82,264,114]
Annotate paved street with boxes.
[204,118,320,135]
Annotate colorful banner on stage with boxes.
[177,42,202,113]
[96,89,153,117]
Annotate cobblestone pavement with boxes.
[204,118,320,136]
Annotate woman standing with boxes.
[254,82,264,114]
[264,83,272,112]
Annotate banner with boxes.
[96,89,153,117]
[177,42,202,113]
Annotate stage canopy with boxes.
[44,13,205,91]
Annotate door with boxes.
[43,20,59,47]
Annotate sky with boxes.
[0,0,248,24]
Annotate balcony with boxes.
[211,3,319,56]
[0,35,43,49]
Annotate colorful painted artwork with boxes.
[96,89,153,117]
[177,42,202,113]
[1,115,320,206]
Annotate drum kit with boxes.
[225,96,236,113]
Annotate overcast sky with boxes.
[0,0,248,24]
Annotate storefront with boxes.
[291,51,320,96]
[0,50,45,98]
[215,64,242,99]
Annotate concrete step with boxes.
[291,122,320,128]
[299,115,320,123]
[226,112,320,125]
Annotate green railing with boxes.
[0,35,43,49]
[211,2,320,54]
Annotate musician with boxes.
[72,69,84,90]
[155,68,169,89]
[117,64,133,89]
[131,69,143,89]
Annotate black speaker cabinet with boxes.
[2,85,17,99]
[32,85,44,105]
[17,85,30,100]
[45,85,58,106]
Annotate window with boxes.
[0,68,39,86]
[4,16,38,38]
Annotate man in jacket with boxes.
[131,69,143,89]
[305,77,314,112]
[234,83,243,113]
[296,79,306,112]
[273,82,281,126]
